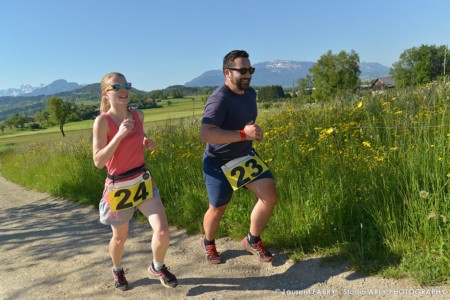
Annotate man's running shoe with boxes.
[148,263,178,288]
[112,268,129,291]
[242,237,273,262]
[202,238,222,264]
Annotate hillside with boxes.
[0,84,147,121]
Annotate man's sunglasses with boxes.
[105,82,132,92]
[228,67,256,75]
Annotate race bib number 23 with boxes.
[221,154,269,191]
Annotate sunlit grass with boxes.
[0,85,449,285]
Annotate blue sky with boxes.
[2,0,449,92]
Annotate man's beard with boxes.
[232,76,251,91]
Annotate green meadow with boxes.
[0,97,206,145]
[0,86,449,285]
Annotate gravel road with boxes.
[0,174,448,300]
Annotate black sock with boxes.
[204,238,215,245]
[247,233,260,244]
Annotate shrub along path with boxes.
[0,174,448,300]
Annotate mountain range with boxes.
[1,60,390,97]
[185,60,390,88]
[0,79,85,97]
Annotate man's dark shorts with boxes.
[202,151,273,207]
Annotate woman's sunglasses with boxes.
[228,67,256,75]
[105,82,132,92]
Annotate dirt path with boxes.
[0,175,448,300]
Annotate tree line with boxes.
[297,44,449,100]
[0,98,96,136]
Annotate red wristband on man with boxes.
[239,130,246,141]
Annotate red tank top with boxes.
[103,110,145,176]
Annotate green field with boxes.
[0,97,206,145]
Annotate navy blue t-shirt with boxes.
[201,85,257,159]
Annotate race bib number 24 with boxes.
[108,172,153,212]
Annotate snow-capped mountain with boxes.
[263,60,311,72]
[185,60,390,88]
[0,84,37,97]
[0,80,83,97]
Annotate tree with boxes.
[257,85,285,102]
[14,114,30,130]
[3,116,14,130]
[149,89,164,100]
[391,44,449,87]
[34,109,52,128]
[309,50,361,100]
[46,97,75,137]
[3,114,29,130]
[74,104,97,121]
[297,75,314,96]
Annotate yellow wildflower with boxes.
[419,191,429,199]
[427,211,437,220]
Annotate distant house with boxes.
[370,76,396,91]
[358,84,371,91]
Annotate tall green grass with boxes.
[0,83,448,285]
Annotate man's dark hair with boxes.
[223,50,249,70]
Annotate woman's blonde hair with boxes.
[99,72,126,113]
